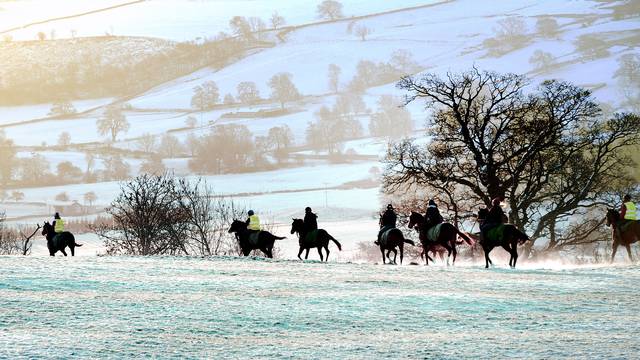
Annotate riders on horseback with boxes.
[304,207,318,232]
[480,197,506,238]
[53,212,64,233]
[246,210,261,231]
[424,199,443,230]
[376,204,397,245]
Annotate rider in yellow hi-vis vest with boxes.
[620,194,637,221]
[53,212,64,233]
[246,210,261,231]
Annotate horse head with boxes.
[42,221,51,236]
[228,219,246,234]
[605,208,619,227]
[408,212,422,229]
[290,218,304,234]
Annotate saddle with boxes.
[248,231,261,246]
[301,230,319,246]
[426,224,443,242]
[485,224,506,242]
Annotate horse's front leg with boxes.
[484,246,491,269]
[625,244,634,262]
[297,247,304,260]
[317,247,324,262]
[611,241,619,263]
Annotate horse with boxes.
[290,219,342,261]
[228,220,286,258]
[41,221,82,256]
[605,208,640,262]
[377,227,416,265]
[421,243,447,264]
[477,208,529,269]
[408,212,473,265]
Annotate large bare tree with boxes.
[385,69,640,252]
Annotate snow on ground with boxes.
[1,256,638,358]
[0,98,113,127]
[2,0,442,41]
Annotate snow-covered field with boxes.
[0,256,638,358]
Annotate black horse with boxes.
[42,222,82,256]
[290,219,342,261]
[377,227,415,265]
[477,208,529,268]
[228,220,286,258]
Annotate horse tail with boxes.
[511,226,529,245]
[274,236,286,240]
[456,229,474,246]
[403,239,415,246]
[68,233,83,247]
[327,233,342,251]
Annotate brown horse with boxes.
[477,208,529,269]
[377,227,416,265]
[606,209,640,262]
[290,219,342,261]
[408,212,473,265]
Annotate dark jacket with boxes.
[485,205,506,225]
[380,209,397,228]
[304,212,318,231]
[425,206,443,227]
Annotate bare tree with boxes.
[388,69,640,254]
[237,81,261,104]
[57,161,83,182]
[185,116,198,128]
[268,73,301,109]
[266,125,295,163]
[317,0,344,20]
[158,134,185,158]
[140,154,166,175]
[97,105,129,143]
[191,81,220,111]
[84,191,97,206]
[529,50,555,71]
[536,17,559,39]
[270,12,286,29]
[48,101,77,117]
[136,133,157,154]
[369,95,413,139]
[355,25,372,41]
[328,63,341,93]
[0,130,16,186]
[55,191,70,202]
[57,132,72,147]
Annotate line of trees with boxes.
[385,68,640,254]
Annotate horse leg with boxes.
[297,247,304,260]
[317,247,324,262]
[70,245,75,256]
[625,244,633,262]
[381,247,386,264]
[451,243,457,265]
[611,241,619,263]
[324,245,330,262]
[60,248,68,256]
[484,246,491,269]
[305,248,310,260]
[512,247,519,268]
[392,249,398,265]
[399,243,404,265]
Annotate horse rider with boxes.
[304,207,318,232]
[52,212,65,234]
[617,194,638,237]
[376,204,397,245]
[424,199,443,231]
[481,197,506,239]
[246,210,261,231]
